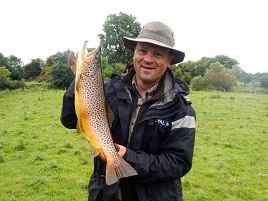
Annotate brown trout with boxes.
[74,41,137,185]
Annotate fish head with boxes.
[83,45,102,77]
[75,41,102,77]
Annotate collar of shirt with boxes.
[132,75,158,104]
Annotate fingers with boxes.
[99,151,107,162]
[117,145,126,157]
[68,51,76,74]
[98,144,125,162]
[68,51,75,65]
[70,63,76,74]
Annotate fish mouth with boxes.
[81,40,101,57]
[85,45,101,57]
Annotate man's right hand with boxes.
[68,51,77,74]
[98,144,123,162]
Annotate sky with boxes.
[1,0,267,74]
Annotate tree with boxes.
[181,72,193,85]
[190,75,205,91]
[0,66,11,90]
[171,67,183,79]
[23,58,43,79]
[98,12,141,65]
[102,58,125,81]
[191,57,213,77]
[7,55,24,80]
[102,57,114,81]
[172,61,195,84]
[228,65,244,80]
[213,55,239,69]
[0,66,25,90]
[259,74,268,88]
[204,62,236,92]
[243,74,252,85]
[0,66,11,77]
[190,55,239,77]
[0,53,25,80]
[47,50,74,89]
[0,53,9,70]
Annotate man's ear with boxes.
[169,54,174,64]
[133,47,136,60]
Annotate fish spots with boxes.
[75,44,137,185]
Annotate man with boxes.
[61,21,196,201]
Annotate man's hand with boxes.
[117,144,127,157]
[68,50,77,74]
[98,144,127,162]
[98,151,107,162]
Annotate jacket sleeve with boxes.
[60,80,77,129]
[124,104,196,184]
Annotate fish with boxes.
[74,41,138,185]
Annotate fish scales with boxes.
[74,41,137,185]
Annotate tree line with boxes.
[1,12,268,91]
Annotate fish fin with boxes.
[89,144,100,157]
[105,102,114,129]
[105,155,138,185]
[75,74,81,92]
[76,120,100,157]
[76,119,82,134]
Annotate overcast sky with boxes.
[1,0,267,74]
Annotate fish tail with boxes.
[105,155,138,185]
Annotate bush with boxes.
[9,80,25,90]
[190,75,205,91]
[0,76,25,91]
[259,75,268,88]
[203,62,236,92]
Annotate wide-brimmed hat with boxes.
[124,21,185,65]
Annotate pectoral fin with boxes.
[89,144,100,157]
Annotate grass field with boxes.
[0,88,267,201]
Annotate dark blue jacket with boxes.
[60,65,196,201]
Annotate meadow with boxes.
[0,87,267,201]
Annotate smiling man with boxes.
[61,21,196,201]
[132,42,173,95]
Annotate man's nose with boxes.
[143,52,153,63]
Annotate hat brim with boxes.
[124,37,185,65]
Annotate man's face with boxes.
[133,42,173,87]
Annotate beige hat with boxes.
[124,21,185,64]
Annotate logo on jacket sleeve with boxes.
[154,118,171,129]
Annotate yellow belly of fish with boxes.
[76,88,116,161]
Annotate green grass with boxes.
[24,80,50,89]
[0,89,92,201]
[0,89,267,200]
[184,91,268,201]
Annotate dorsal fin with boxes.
[105,102,114,128]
